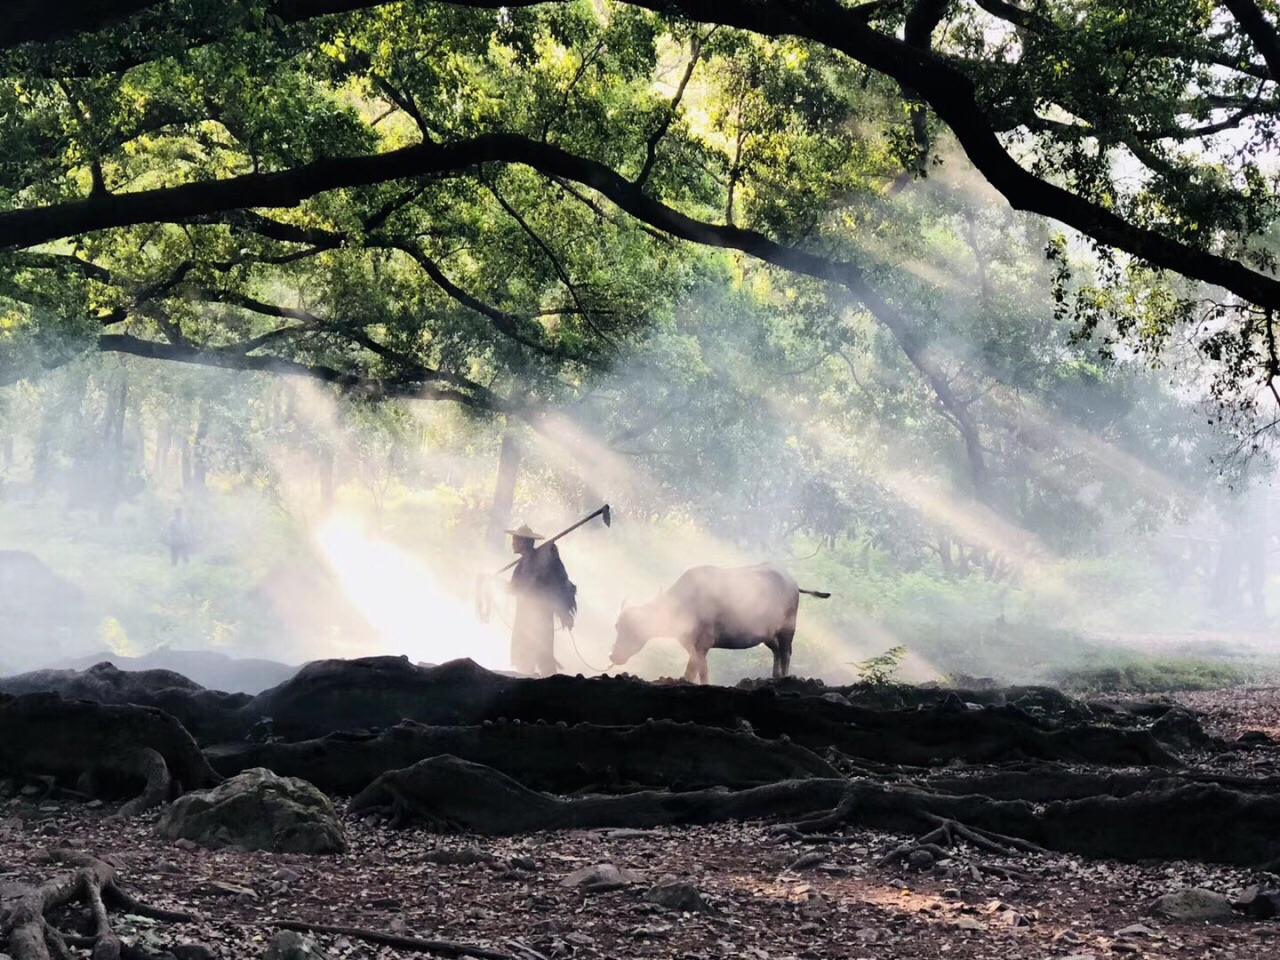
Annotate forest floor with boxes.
[6,688,1280,960]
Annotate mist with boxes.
[1,156,1276,694]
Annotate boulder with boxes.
[0,693,220,797]
[46,649,299,695]
[1235,886,1280,919]
[158,768,345,854]
[1237,730,1274,746]
[1150,888,1233,920]
[0,663,249,743]
[646,878,713,913]
[1149,708,1214,753]
[559,863,644,892]
[264,930,330,960]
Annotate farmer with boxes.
[167,507,192,566]
[506,523,577,676]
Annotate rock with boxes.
[158,768,345,854]
[1151,888,1234,920]
[560,863,644,892]
[794,891,829,920]
[1237,730,1274,745]
[786,851,826,872]
[1235,886,1280,919]
[264,930,331,960]
[422,847,494,866]
[171,944,217,960]
[204,880,257,898]
[907,849,935,871]
[645,879,713,913]
[936,692,968,713]
[1115,923,1155,937]
[1149,708,1213,752]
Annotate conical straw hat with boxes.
[504,523,545,540]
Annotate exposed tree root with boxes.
[0,848,192,960]
[208,717,839,794]
[237,658,1176,768]
[114,748,173,818]
[876,814,1049,868]
[350,756,1280,865]
[273,919,518,959]
[0,695,220,814]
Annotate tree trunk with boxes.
[317,446,335,511]
[153,420,171,482]
[936,534,953,577]
[185,412,208,493]
[486,427,521,549]
[96,375,129,521]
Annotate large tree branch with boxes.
[1223,0,1280,82]
[17,130,986,481]
[900,0,951,166]
[372,236,576,360]
[2,0,156,49]
[198,288,528,402]
[2,0,412,52]
[12,251,114,284]
[96,331,502,407]
[483,179,612,345]
[636,30,711,188]
[9,0,1280,312]
[6,128,1280,310]
[654,0,1280,299]
[204,212,576,359]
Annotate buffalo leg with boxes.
[682,646,700,682]
[775,627,794,678]
[682,636,710,684]
[684,649,707,684]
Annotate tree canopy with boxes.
[0,0,1272,529]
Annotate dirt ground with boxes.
[6,688,1280,960]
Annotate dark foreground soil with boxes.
[6,686,1280,960]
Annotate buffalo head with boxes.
[611,603,649,666]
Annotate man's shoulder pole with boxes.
[491,504,611,577]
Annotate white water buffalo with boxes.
[610,564,830,683]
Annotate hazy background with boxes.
[2,158,1277,693]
